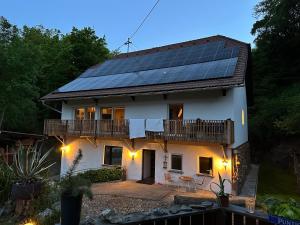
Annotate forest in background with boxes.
[0,0,299,160]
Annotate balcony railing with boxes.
[44,119,234,144]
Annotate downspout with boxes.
[41,100,62,114]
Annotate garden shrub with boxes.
[77,167,122,183]
[0,159,15,203]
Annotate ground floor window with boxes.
[199,157,213,175]
[171,154,182,171]
[104,146,122,166]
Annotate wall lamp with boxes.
[222,158,229,170]
[129,151,137,160]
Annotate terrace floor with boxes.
[82,180,254,217]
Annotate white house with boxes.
[42,35,251,195]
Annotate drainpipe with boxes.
[41,100,62,114]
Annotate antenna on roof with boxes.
[124,38,133,53]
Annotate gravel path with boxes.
[82,194,173,216]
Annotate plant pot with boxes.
[218,195,229,207]
[11,181,42,200]
[61,193,83,225]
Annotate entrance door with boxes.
[142,149,155,184]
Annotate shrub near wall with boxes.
[77,168,122,183]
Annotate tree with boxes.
[250,0,300,153]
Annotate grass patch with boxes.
[257,162,300,201]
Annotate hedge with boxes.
[77,167,123,183]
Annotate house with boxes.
[41,35,251,195]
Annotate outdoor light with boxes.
[23,219,36,225]
[60,145,69,152]
[129,151,137,160]
[222,158,229,170]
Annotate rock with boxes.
[0,201,15,216]
[99,208,116,219]
[180,205,193,212]
[169,205,193,214]
[152,208,168,216]
[107,215,124,224]
[123,212,149,223]
[80,217,101,225]
[38,208,53,218]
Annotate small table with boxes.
[179,176,195,192]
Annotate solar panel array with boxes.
[57,40,240,93]
[58,57,238,92]
[80,41,239,78]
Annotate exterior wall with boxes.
[61,138,233,193]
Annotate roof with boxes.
[42,35,250,101]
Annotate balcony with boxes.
[44,119,234,144]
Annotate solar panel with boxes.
[79,41,239,78]
[59,57,238,93]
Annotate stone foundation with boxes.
[231,142,251,195]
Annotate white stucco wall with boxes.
[61,138,232,193]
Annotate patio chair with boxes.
[192,175,206,190]
[164,173,180,190]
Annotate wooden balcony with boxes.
[44,119,234,144]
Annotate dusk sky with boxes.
[1,0,259,52]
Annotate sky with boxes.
[1,0,259,52]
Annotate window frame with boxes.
[170,154,183,171]
[199,156,213,176]
[100,107,125,120]
[103,145,123,166]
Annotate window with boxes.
[101,107,113,120]
[75,108,85,120]
[114,108,125,121]
[104,146,122,166]
[169,104,183,120]
[171,154,182,171]
[199,157,213,175]
[86,107,96,120]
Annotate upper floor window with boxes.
[75,107,95,120]
[75,108,85,120]
[169,104,183,120]
[101,107,125,120]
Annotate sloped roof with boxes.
[42,35,250,101]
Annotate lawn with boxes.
[257,162,300,201]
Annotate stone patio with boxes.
[82,179,256,217]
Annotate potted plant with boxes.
[9,143,55,200]
[210,172,231,207]
[59,149,93,225]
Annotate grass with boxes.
[257,162,300,201]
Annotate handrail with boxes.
[44,119,234,144]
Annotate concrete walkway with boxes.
[240,164,260,197]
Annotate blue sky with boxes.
[1,0,259,52]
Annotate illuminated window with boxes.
[171,154,182,171]
[101,107,113,120]
[242,109,245,126]
[104,146,122,165]
[75,108,85,120]
[86,107,96,120]
[199,157,213,175]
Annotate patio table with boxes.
[179,176,195,192]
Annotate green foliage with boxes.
[77,167,122,183]
[59,149,93,199]
[0,17,110,132]
[249,0,300,154]
[0,159,15,203]
[209,172,231,197]
[260,197,300,220]
[9,143,55,183]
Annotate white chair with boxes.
[164,173,180,190]
[192,175,206,191]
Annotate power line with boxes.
[115,0,161,53]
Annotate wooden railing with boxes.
[44,119,234,144]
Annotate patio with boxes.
[81,181,251,217]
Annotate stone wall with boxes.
[231,142,251,195]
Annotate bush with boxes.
[77,167,122,183]
[0,159,15,203]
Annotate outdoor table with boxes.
[179,176,195,192]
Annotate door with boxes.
[142,149,156,184]
[168,104,183,135]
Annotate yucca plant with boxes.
[210,172,231,207]
[9,143,55,183]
